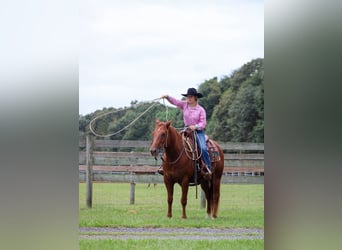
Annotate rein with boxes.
[158,125,185,165]
[161,147,185,165]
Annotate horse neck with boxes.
[165,126,183,157]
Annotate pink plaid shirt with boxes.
[167,96,207,131]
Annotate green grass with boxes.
[79,183,264,228]
[79,239,264,250]
[80,239,264,250]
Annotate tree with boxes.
[198,77,222,120]
[228,83,258,142]
[207,58,264,142]
[207,88,235,140]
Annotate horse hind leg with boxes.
[211,176,222,219]
[201,183,212,218]
[212,192,220,219]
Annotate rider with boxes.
[159,87,211,179]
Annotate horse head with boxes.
[150,119,172,158]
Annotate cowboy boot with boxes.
[200,166,211,180]
[203,171,211,181]
[203,165,212,180]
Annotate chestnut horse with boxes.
[150,120,224,219]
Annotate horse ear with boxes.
[156,119,160,123]
[166,120,172,128]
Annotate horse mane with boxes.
[164,121,183,150]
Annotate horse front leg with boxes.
[180,179,190,219]
[165,180,174,218]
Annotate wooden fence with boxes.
[79,138,264,171]
[79,135,264,207]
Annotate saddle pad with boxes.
[206,139,220,162]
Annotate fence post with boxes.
[86,134,94,208]
[130,172,136,204]
[200,190,206,209]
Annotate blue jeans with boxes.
[196,130,211,170]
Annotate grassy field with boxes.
[80,239,264,250]
[79,183,263,228]
[79,182,264,249]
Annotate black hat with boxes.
[181,88,203,98]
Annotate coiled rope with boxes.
[89,98,167,137]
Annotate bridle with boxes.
[153,124,185,165]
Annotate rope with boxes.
[163,98,168,121]
[183,130,202,161]
[89,98,165,137]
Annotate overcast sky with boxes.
[79,0,264,115]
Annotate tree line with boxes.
[79,58,264,143]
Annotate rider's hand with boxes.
[189,125,196,131]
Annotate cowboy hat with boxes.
[181,88,203,98]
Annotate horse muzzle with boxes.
[150,148,157,157]
[150,147,163,160]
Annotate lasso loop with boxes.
[89,98,169,137]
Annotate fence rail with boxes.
[79,139,264,169]
[79,139,264,151]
